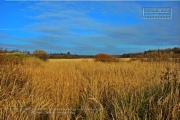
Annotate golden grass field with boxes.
[48,58,131,62]
[48,58,94,62]
[0,57,179,120]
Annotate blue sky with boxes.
[0,1,180,55]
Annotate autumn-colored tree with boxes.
[94,53,117,62]
[33,49,48,61]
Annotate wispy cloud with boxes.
[0,1,179,54]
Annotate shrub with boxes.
[33,49,48,61]
[172,54,180,63]
[94,53,117,62]
[0,54,26,65]
[0,55,6,64]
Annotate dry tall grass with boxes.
[0,57,179,120]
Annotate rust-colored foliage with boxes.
[94,53,117,62]
[0,55,6,64]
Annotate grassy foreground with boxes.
[0,57,179,120]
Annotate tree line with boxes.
[0,47,180,62]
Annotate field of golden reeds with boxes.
[0,57,179,120]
